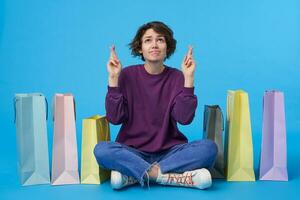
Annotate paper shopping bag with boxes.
[225,90,255,181]
[51,93,79,185]
[81,115,111,184]
[203,105,225,178]
[14,93,50,186]
[259,90,288,181]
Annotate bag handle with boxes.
[52,96,55,121]
[73,97,76,121]
[45,97,48,121]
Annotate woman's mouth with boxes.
[150,51,160,55]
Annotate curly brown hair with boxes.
[129,21,177,61]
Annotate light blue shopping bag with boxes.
[14,93,50,186]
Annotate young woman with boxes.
[94,21,217,190]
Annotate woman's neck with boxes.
[144,61,165,75]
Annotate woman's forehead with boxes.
[142,29,164,38]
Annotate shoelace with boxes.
[166,172,196,186]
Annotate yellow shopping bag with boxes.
[81,115,111,184]
[225,90,255,181]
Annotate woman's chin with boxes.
[145,57,164,63]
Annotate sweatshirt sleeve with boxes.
[170,85,198,125]
[105,85,128,125]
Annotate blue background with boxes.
[0,0,299,199]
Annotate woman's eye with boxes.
[158,38,165,42]
[144,39,151,43]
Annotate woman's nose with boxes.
[151,41,159,48]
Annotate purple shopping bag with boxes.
[259,90,288,181]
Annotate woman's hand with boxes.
[181,46,196,87]
[107,45,122,87]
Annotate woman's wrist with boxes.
[108,76,119,87]
[184,76,194,88]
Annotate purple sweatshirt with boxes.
[105,64,198,153]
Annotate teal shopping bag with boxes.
[14,93,50,186]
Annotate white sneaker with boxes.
[156,168,212,189]
[110,170,138,189]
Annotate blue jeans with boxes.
[93,139,218,186]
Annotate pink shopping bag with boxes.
[51,93,80,185]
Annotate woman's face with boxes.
[139,28,167,62]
